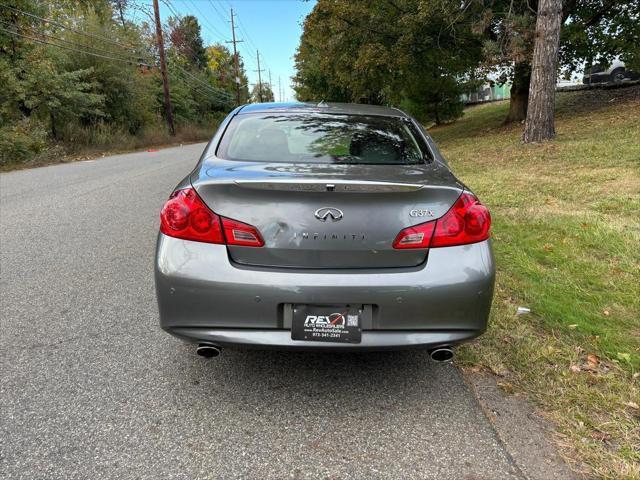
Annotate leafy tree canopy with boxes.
[293,0,486,124]
[250,82,275,103]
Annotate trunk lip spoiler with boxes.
[231,179,461,192]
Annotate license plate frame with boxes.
[291,304,362,343]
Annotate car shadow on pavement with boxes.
[172,346,470,412]
[116,341,523,479]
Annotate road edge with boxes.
[462,369,582,480]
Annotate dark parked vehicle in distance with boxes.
[155,102,495,361]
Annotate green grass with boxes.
[430,87,640,479]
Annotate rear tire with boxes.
[610,68,626,84]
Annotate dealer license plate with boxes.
[291,304,362,343]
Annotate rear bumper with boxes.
[155,234,495,349]
[167,327,483,351]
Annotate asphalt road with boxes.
[0,144,522,480]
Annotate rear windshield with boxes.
[216,113,430,164]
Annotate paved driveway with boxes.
[0,144,521,479]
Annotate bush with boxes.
[0,118,48,167]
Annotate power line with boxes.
[235,15,258,53]
[168,60,233,100]
[162,0,181,19]
[0,19,151,65]
[0,3,144,55]
[0,25,152,66]
[152,19,235,102]
[149,13,234,101]
[169,67,232,104]
[208,0,230,24]
[231,9,272,82]
[184,0,227,42]
[0,11,235,106]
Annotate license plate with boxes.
[291,304,362,343]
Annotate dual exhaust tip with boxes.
[429,347,454,363]
[196,344,221,358]
[196,344,453,362]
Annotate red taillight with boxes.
[160,188,263,246]
[392,192,491,249]
[431,193,491,247]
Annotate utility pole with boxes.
[278,76,282,102]
[255,50,264,103]
[226,8,244,105]
[153,0,174,135]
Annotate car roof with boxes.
[237,101,408,118]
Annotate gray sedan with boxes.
[155,102,494,360]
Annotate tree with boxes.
[477,0,537,124]
[522,0,563,143]
[206,44,249,103]
[168,15,207,71]
[1,1,106,140]
[293,0,485,124]
[110,0,128,29]
[482,0,640,124]
[1,0,238,166]
[250,83,274,103]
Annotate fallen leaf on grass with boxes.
[617,352,631,364]
[568,324,578,329]
[591,430,611,442]
[624,402,639,410]
[490,364,510,377]
[587,354,599,368]
[497,381,515,393]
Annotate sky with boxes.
[154,0,316,101]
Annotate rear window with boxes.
[216,113,430,164]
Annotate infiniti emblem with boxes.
[314,207,344,222]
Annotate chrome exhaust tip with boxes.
[429,347,454,363]
[196,344,221,358]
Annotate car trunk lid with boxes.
[193,160,462,269]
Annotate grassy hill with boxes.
[430,86,639,479]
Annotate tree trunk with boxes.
[50,111,58,140]
[522,0,563,143]
[503,62,531,124]
[118,4,127,30]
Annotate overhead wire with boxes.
[0,18,151,64]
[0,3,145,56]
[208,0,230,24]
[0,25,152,66]
[183,0,227,42]
[169,59,234,101]
[0,25,233,103]
[0,3,240,103]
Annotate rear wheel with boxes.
[610,68,626,84]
